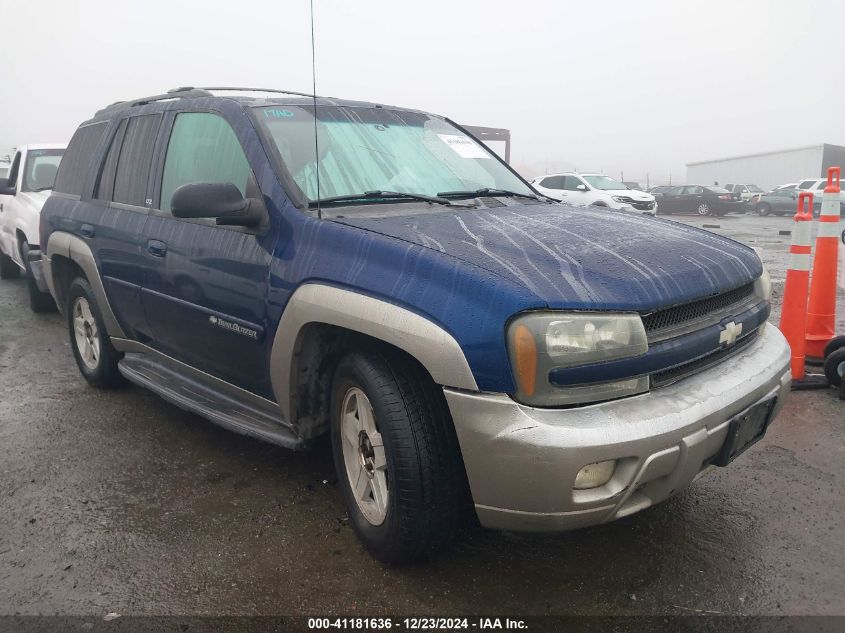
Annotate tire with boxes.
[696,202,711,216]
[823,348,845,388]
[21,240,56,313]
[330,348,468,564]
[823,335,845,359]
[756,203,771,216]
[0,250,20,279]
[66,277,125,388]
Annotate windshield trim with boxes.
[248,104,541,214]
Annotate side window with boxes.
[113,115,162,206]
[563,176,584,191]
[797,180,816,190]
[22,149,63,192]
[95,119,128,201]
[540,175,565,189]
[53,122,107,196]
[159,112,251,213]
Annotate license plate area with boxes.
[713,397,777,466]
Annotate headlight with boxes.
[754,265,771,302]
[507,312,649,407]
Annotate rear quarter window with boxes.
[112,114,162,206]
[53,122,107,197]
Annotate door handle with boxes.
[146,239,167,257]
[80,224,95,238]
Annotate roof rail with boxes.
[192,86,318,99]
[93,86,319,118]
[94,87,214,116]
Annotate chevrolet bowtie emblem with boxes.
[719,321,743,346]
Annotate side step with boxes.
[118,352,304,450]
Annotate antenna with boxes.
[310,0,322,219]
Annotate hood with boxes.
[335,203,762,311]
[16,190,50,210]
[607,189,654,201]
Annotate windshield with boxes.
[22,148,64,192]
[582,175,627,190]
[256,105,533,206]
[707,187,731,193]
[0,167,8,180]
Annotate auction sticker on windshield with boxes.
[437,134,490,159]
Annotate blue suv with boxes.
[40,87,791,563]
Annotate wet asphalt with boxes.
[0,212,843,617]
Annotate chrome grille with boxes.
[651,330,758,388]
[642,282,757,341]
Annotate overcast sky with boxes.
[1,0,843,184]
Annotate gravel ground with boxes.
[0,212,843,618]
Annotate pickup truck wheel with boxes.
[67,277,124,388]
[0,251,20,279]
[330,350,467,563]
[22,241,56,313]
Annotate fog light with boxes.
[574,460,616,490]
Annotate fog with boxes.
[1,0,843,184]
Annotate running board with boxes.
[118,352,304,450]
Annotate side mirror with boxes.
[170,182,264,227]
[576,184,588,192]
[0,183,15,196]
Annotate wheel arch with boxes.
[44,231,125,336]
[270,284,479,432]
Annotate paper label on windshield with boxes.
[437,134,490,159]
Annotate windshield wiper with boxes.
[437,187,543,201]
[31,186,54,193]
[309,190,468,208]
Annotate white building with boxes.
[686,144,845,191]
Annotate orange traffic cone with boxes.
[805,166,842,360]
[780,192,814,380]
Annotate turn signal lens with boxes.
[512,324,538,396]
[574,460,617,490]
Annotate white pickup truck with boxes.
[0,144,66,311]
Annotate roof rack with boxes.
[94,87,214,116]
[195,86,318,99]
[94,86,319,117]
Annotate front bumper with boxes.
[618,202,657,215]
[445,325,791,532]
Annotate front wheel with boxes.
[330,349,468,564]
[756,203,771,216]
[66,277,125,388]
[696,202,711,216]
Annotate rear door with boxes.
[140,110,275,398]
[87,114,163,340]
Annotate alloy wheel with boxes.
[340,387,388,525]
[72,296,101,370]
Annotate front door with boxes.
[140,111,276,398]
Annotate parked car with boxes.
[724,183,765,203]
[648,185,677,196]
[795,177,844,214]
[623,181,647,191]
[531,172,657,214]
[754,188,800,216]
[0,143,66,310]
[653,184,746,216]
[772,183,797,192]
[41,87,789,563]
